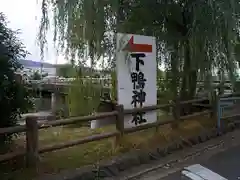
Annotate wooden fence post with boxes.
[26,116,39,169]
[115,104,124,148]
[172,98,180,129]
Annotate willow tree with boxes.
[123,1,240,98]
[39,0,240,110]
[39,0,119,116]
[39,0,119,66]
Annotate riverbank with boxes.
[1,113,215,180]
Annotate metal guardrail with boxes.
[217,96,240,129]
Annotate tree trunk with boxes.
[179,38,197,115]
[170,43,179,99]
[180,39,191,101]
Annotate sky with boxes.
[0,0,158,69]
[0,0,67,64]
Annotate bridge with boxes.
[27,79,234,95]
[26,79,111,94]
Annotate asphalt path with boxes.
[203,144,240,179]
[161,144,240,180]
[104,130,240,180]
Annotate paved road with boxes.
[110,130,240,180]
[203,144,240,179]
[162,144,240,180]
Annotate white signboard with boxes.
[116,33,157,128]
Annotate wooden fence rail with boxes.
[0,92,221,170]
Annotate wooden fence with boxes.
[0,93,221,170]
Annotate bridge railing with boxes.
[28,78,112,88]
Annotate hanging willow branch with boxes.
[38,0,240,92]
[38,0,119,67]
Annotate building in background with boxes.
[18,59,56,78]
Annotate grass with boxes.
[0,112,217,180]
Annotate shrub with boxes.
[0,13,32,151]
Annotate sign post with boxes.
[116,33,157,128]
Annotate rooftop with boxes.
[18,59,56,68]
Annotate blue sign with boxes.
[217,97,240,130]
